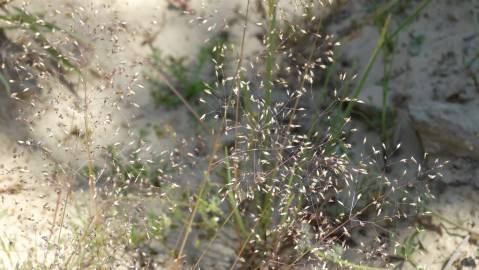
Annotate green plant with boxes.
[392,230,421,268]
[329,14,392,154]
[148,36,226,108]
[164,1,437,269]
[5,1,445,269]
[326,0,433,157]
[264,0,278,104]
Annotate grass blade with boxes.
[224,147,248,237]
[0,73,10,95]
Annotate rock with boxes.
[430,51,477,103]
[432,77,476,103]
[460,257,477,269]
[430,156,479,188]
[409,102,479,160]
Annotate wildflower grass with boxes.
[0,0,443,269]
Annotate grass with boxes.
[224,147,248,237]
[148,36,227,109]
[0,6,82,97]
[395,230,421,267]
[154,1,436,268]
[329,0,433,155]
[264,0,278,105]
[0,0,443,269]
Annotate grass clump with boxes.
[1,1,444,269]
[129,1,439,269]
[96,1,440,269]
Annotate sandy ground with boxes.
[0,0,215,267]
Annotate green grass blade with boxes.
[331,0,434,146]
[0,73,11,95]
[343,15,391,120]
[387,0,433,41]
[224,147,248,237]
[264,0,278,105]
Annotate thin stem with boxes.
[82,78,96,212]
[224,148,248,236]
[332,0,433,146]
[314,250,386,270]
[264,0,278,105]
[192,207,237,268]
[342,15,391,123]
[176,173,209,260]
[154,69,208,131]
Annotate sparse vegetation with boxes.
[0,5,81,96]
[2,0,477,269]
[148,35,227,109]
